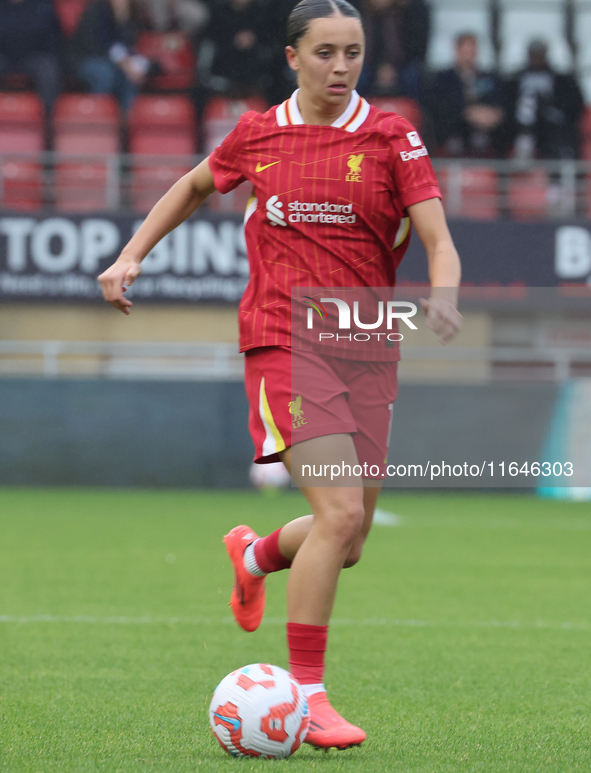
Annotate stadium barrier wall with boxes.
[2,212,591,302]
[0,379,558,488]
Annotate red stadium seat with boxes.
[129,94,196,129]
[367,96,423,131]
[130,163,191,213]
[128,95,196,157]
[507,169,550,221]
[54,94,120,155]
[203,96,268,155]
[437,165,500,220]
[136,32,197,90]
[55,93,119,126]
[1,159,43,210]
[54,0,91,35]
[130,132,195,156]
[54,162,109,212]
[0,93,44,152]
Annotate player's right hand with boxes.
[98,257,142,315]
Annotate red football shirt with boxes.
[208,89,441,359]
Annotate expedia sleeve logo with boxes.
[400,146,429,162]
[400,130,428,162]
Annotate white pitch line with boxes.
[0,615,589,631]
[392,516,591,531]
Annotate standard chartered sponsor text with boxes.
[288,201,356,224]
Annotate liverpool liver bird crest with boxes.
[346,153,364,181]
[288,395,304,422]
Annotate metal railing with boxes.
[0,340,590,382]
[0,341,244,380]
[1,151,591,219]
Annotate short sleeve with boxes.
[389,118,441,211]
[208,113,251,194]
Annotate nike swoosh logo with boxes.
[213,713,241,732]
[256,161,280,172]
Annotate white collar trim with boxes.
[276,89,369,132]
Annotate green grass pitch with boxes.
[1,488,590,772]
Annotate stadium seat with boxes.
[498,0,572,73]
[203,96,268,155]
[54,94,120,155]
[130,132,194,156]
[136,32,197,90]
[0,93,44,152]
[427,0,494,70]
[129,94,196,129]
[436,165,500,220]
[128,95,197,156]
[54,162,109,212]
[367,97,423,131]
[1,159,43,210]
[129,163,191,213]
[54,0,90,36]
[507,169,551,220]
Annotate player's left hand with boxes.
[419,297,463,345]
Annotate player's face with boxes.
[286,15,365,107]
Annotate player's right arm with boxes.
[98,158,217,314]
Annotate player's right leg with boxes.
[281,434,368,750]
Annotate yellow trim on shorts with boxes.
[260,377,286,454]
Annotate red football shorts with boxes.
[244,345,398,476]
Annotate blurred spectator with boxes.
[507,39,584,160]
[0,0,63,113]
[198,0,272,98]
[359,0,429,103]
[429,33,506,157]
[142,0,209,35]
[72,0,152,112]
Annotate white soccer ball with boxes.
[249,461,291,490]
[209,663,309,758]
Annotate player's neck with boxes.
[296,89,352,126]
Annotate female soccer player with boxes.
[99,0,462,752]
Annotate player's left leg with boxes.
[223,484,379,633]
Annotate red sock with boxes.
[287,622,328,685]
[253,528,292,574]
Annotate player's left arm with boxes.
[407,197,463,345]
